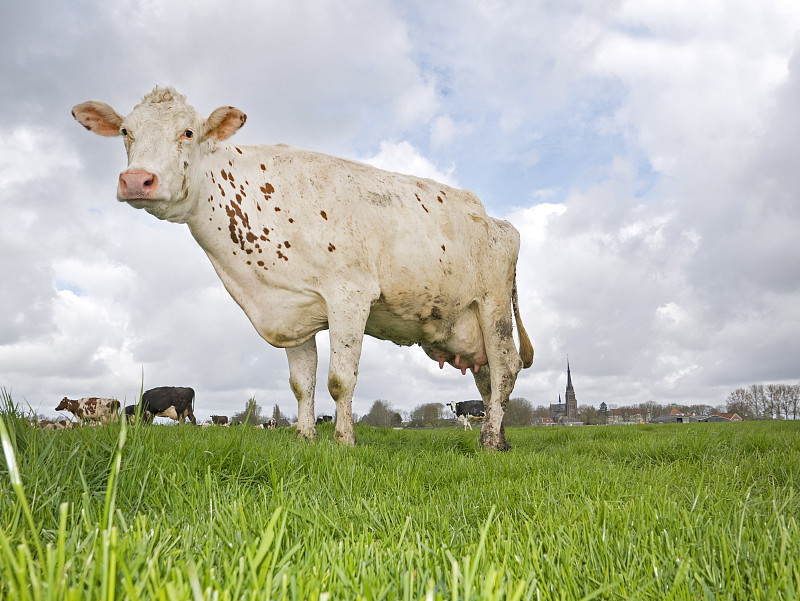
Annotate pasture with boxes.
[1,398,798,600]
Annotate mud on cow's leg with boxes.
[286,337,318,441]
[476,302,523,452]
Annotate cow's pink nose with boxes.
[118,169,159,199]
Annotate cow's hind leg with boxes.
[475,301,523,451]
[286,337,318,441]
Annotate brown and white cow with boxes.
[72,87,533,450]
[56,397,120,425]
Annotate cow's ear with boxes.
[72,101,124,137]
[205,106,247,141]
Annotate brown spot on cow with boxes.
[263,182,274,194]
[235,193,242,203]
[260,164,266,171]
[263,227,270,236]
[275,206,281,212]
[320,210,327,220]
[284,241,291,248]
[257,261,264,267]
[235,147,243,154]
[277,250,288,261]
[221,169,228,180]
[441,245,446,252]
[288,218,294,223]
[437,196,443,203]
[422,204,429,213]
[328,243,336,252]
[256,203,262,211]
[246,232,257,243]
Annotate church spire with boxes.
[564,359,578,419]
[566,360,573,393]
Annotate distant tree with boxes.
[726,388,752,419]
[360,400,402,428]
[503,398,535,426]
[533,405,551,418]
[271,404,291,427]
[408,403,449,428]
[578,405,602,425]
[750,384,768,419]
[638,400,666,420]
[232,397,264,425]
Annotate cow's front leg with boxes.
[327,299,373,447]
[286,337,318,441]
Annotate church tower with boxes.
[565,361,578,419]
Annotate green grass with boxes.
[1,392,799,600]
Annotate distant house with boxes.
[713,413,742,422]
[607,408,645,425]
[536,417,556,426]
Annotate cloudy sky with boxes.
[2,0,799,422]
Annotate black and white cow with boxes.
[316,415,333,425]
[259,418,277,429]
[137,386,197,424]
[447,400,486,430]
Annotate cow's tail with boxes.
[512,273,534,369]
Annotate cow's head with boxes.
[56,397,75,412]
[72,86,246,223]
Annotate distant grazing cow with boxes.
[316,415,333,425]
[210,415,228,426]
[261,418,277,429]
[447,400,486,431]
[56,397,120,425]
[40,419,79,431]
[139,387,196,424]
[72,86,533,450]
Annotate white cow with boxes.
[72,86,533,450]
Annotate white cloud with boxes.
[360,140,458,186]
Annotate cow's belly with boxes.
[156,406,179,421]
[365,297,488,372]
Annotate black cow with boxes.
[137,387,196,424]
[447,400,486,430]
[210,414,229,426]
[316,415,333,425]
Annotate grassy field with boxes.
[1,396,799,600]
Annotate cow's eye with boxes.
[120,127,128,136]
[183,129,194,139]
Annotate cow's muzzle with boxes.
[118,169,159,200]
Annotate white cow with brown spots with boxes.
[72,86,533,450]
[56,397,120,425]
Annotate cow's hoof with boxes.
[296,428,317,442]
[334,430,356,447]
[478,429,512,451]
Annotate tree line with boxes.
[725,384,800,420]
[228,382,799,429]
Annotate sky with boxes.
[1,0,799,422]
